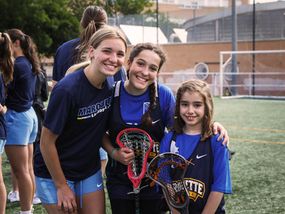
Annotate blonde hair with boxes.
[174,79,214,141]
[66,26,127,76]
[88,26,127,51]
[74,6,107,63]
[65,61,90,76]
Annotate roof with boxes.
[120,24,168,45]
[173,28,187,43]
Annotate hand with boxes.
[212,122,229,146]
[0,104,6,114]
[57,184,77,213]
[114,147,135,165]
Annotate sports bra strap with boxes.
[114,80,121,97]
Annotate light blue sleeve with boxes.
[211,134,232,194]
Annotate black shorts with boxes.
[110,198,169,214]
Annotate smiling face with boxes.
[88,38,126,77]
[179,91,205,134]
[126,49,161,95]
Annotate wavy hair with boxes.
[174,79,214,141]
[0,32,14,84]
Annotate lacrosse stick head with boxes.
[147,152,189,210]
[116,128,154,190]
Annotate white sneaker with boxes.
[32,195,41,205]
[8,191,20,203]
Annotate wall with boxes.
[155,39,285,73]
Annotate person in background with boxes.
[5,28,39,214]
[34,26,127,214]
[7,64,48,206]
[52,5,126,87]
[33,64,49,145]
[0,31,14,214]
[160,79,232,213]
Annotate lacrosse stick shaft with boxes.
[135,193,140,214]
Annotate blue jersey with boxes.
[106,81,175,200]
[160,132,232,213]
[6,56,36,112]
[34,68,113,181]
[0,74,6,139]
[52,38,127,86]
[52,38,80,82]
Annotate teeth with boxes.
[187,116,195,120]
[105,64,116,70]
[137,76,147,82]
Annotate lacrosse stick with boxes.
[147,152,190,214]
[116,127,154,214]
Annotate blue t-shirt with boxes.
[160,132,232,194]
[0,74,6,139]
[120,82,175,127]
[6,56,36,112]
[34,68,113,181]
[52,38,127,86]
[52,38,80,82]
[106,81,175,200]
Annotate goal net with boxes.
[219,50,285,99]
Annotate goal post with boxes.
[219,50,285,99]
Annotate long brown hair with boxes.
[7,29,40,75]
[127,43,166,128]
[0,32,14,84]
[74,5,107,63]
[174,79,214,141]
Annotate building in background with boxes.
[184,1,285,43]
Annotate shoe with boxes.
[32,195,41,205]
[8,191,20,203]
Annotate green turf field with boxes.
[3,98,285,213]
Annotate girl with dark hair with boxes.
[102,43,174,214]
[5,28,39,214]
[0,31,14,214]
[102,43,230,214]
[160,80,232,213]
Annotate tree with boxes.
[68,0,153,18]
[0,0,79,55]
[0,0,154,55]
[115,0,153,15]
[68,0,103,19]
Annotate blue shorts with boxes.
[0,139,6,155]
[99,148,108,161]
[35,170,104,205]
[5,108,38,146]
